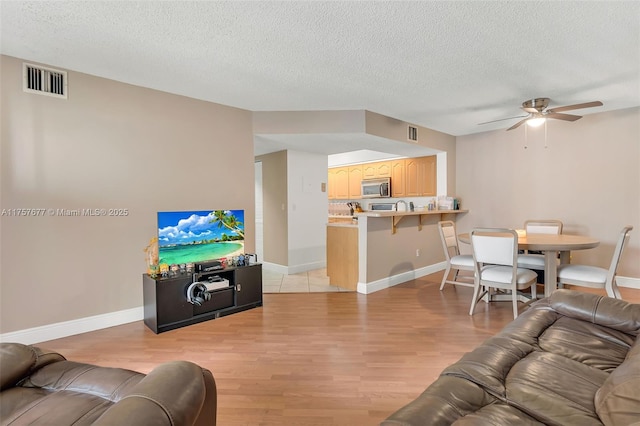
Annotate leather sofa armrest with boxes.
[93,360,216,426]
[0,343,65,391]
[195,368,217,426]
[381,376,496,426]
[595,338,640,426]
[549,289,640,335]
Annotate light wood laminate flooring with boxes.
[36,273,640,425]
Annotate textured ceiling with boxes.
[2,1,639,155]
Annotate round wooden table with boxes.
[458,232,600,297]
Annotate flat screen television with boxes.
[157,209,245,265]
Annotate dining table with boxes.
[457,232,600,297]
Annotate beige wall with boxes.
[365,110,457,192]
[0,55,255,333]
[253,110,366,134]
[364,214,445,282]
[455,107,640,279]
[254,151,288,266]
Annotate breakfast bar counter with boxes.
[356,209,467,218]
[327,209,468,294]
[358,209,468,234]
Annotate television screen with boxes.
[157,210,245,265]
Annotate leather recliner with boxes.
[382,289,640,426]
[0,343,216,425]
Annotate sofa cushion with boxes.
[1,387,118,425]
[594,337,640,426]
[1,361,145,425]
[506,351,608,426]
[0,343,65,391]
[380,376,498,425]
[450,403,545,425]
[24,361,145,400]
[441,336,535,398]
[538,316,634,372]
[549,290,640,336]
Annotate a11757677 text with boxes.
[1,208,129,217]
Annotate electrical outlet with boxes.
[416,249,421,257]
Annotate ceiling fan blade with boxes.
[547,101,603,114]
[507,118,529,131]
[478,115,528,125]
[546,112,582,122]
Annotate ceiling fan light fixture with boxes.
[526,117,546,128]
[480,98,602,131]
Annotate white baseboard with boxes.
[0,307,144,345]
[261,262,289,274]
[261,261,326,275]
[355,267,640,294]
[357,262,447,294]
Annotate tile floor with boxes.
[262,268,353,293]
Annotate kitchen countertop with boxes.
[356,209,468,217]
[327,222,358,228]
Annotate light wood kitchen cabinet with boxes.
[327,168,337,199]
[405,158,421,197]
[334,167,349,199]
[328,166,362,200]
[422,155,437,196]
[328,156,435,199]
[348,166,363,198]
[391,160,406,197]
[363,161,391,179]
[405,156,437,197]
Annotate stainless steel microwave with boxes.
[361,178,391,198]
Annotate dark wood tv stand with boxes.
[142,263,263,334]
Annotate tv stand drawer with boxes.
[193,287,234,316]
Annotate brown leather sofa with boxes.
[0,343,216,425]
[382,289,640,426]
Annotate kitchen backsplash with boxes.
[330,196,459,212]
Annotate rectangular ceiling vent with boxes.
[23,63,68,99]
[408,125,418,142]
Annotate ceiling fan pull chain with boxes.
[544,120,548,149]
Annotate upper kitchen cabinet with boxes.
[328,155,436,200]
[348,166,363,198]
[362,161,391,179]
[405,156,436,197]
[422,155,437,196]
[328,168,337,199]
[332,167,350,199]
[391,160,406,197]
[328,165,362,200]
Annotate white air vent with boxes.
[408,125,418,142]
[23,63,67,99]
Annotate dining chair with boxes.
[437,221,474,290]
[517,219,563,271]
[556,226,633,299]
[470,228,538,319]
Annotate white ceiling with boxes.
[2,1,639,157]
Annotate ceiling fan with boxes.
[480,98,603,131]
